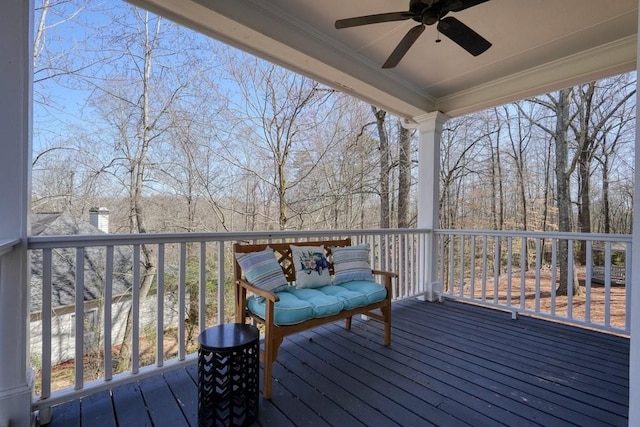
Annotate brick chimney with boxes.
[89,207,109,233]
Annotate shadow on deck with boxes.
[46,299,629,426]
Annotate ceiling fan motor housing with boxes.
[412,0,456,25]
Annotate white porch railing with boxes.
[25,228,633,417]
[435,230,632,334]
[27,228,430,414]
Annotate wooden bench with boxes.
[233,238,396,399]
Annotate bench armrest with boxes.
[372,269,398,279]
[236,278,281,302]
[372,269,397,294]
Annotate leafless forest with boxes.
[34,2,635,240]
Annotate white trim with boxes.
[627,2,640,424]
[437,36,637,116]
[0,0,33,424]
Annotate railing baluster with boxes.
[199,242,207,333]
[604,242,611,327]
[482,235,488,301]
[217,241,225,325]
[459,235,465,297]
[535,238,541,313]
[156,244,165,367]
[104,246,114,379]
[407,233,412,297]
[42,249,52,399]
[520,238,526,310]
[75,247,85,390]
[428,232,435,296]
[625,243,632,332]
[507,237,512,308]
[179,243,186,360]
[551,238,557,316]
[493,236,499,305]
[132,244,140,374]
[567,240,574,320]
[470,235,476,300]
[448,234,455,296]
[585,241,592,324]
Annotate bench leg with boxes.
[263,336,283,399]
[382,305,391,346]
[345,316,352,330]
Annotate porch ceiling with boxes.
[129,0,638,119]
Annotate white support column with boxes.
[628,3,640,424]
[0,0,33,426]
[408,111,449,302]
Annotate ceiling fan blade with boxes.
[382,24,426,69]
[438,16,491,56]
[449,0,491,12]
[335,12,414,29]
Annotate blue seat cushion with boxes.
[247,291,314,325]
[286,288,345,317]
[316,285,369,309]
[337,280,387,304]
[246,281,386,326]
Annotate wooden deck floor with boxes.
[46,299,629,426]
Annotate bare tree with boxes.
[524,88,580,296]
[218,54,336,230]
[571,78,635,258]
[86,8,195,369]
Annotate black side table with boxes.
[198,323,260,427]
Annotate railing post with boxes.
[407,112,448,302]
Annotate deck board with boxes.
[139,373,191,427]
[44,299,629,426]
[80,389,116,427]
[47,398,80,427]
[111,381,153,427]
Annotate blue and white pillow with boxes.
[291,245,332,289]
[332,243,374,285]
[235,247,288,292]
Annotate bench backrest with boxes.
[233,238,352,283]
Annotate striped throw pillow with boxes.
[235,247,288,292]
[332,244,374,285]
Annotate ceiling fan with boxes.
[335,0,492,68]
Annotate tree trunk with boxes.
[373,106,390,229]
[397,120,411,228]
[114,12,160,371]
[554,88,581,296]
[602,155,611,233]
[577,147,592,264]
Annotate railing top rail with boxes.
[28,228,433,249]
[0,237,21,256]
[435,229,632,242]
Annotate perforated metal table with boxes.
[198,323,259,427]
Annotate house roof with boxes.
[129,0,638,119]
[30,212,132,312]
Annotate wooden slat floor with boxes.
[46,299,629,426]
